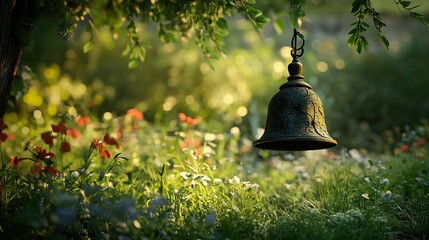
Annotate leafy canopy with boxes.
[28,0,429,65]
[348,0,429,53]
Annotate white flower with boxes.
[382,190,392,201]
[361,193,370,200]
[379,178,389,186]
[71,171,80,178]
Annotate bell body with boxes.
[254,60,337,151]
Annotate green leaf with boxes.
[83,41,93,53]
[381,36,389,49]
[361,21,370,28]
[351,0,361,13]
[412,12,429,28]
[128,59,138,68]
[400,1,411,8]
[347,35,356,45]
[348,28,357,35]
[216,18,228,29]
[256,15,271,25]
[357,40,363,53]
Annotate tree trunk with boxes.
[0,0,24,117]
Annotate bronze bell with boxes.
[254,30,337,151]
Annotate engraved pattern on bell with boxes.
[265,86,332,139]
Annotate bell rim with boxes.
[253,136,337,151]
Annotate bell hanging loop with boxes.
[253,28,337,151]
[290,28,305,60]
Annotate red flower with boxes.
[8,156,24,169]
[34,146,55,160]
[178,112,202,128]
[0,119,7,131]
[0,132,7,142]
[413,138,426,149]
[399,144,409,152]
[76,116,91,126]
[91,139,112,160]
[41,132,54,146]
[0,119,8,142]
[61,141,71,153]
[126,108,144,120]
[66,128,82,139]
[100,150,112,159]
[45,166,61,177]
[52,122,67,135]
[6,133,15,141]
[103,133,120,149]
[92,139,104,151]
[178,112,187,122]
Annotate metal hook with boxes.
[290,28,305,60]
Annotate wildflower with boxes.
[413,138,426,149]
[179,137,201,151]
[0,132,7,142]
[0,119,8,142]
[361,193,370,200]
[126,108,144,120]
[379,178,390,186]
[71,171,80,178]
[76,116,91,126]
[6,133,15,141]
[33,146,55,160]
[103,133,120,149]
[66,128,82,139]
[399,144,409,152]
[382,190,392,201]
[100,149,112,159]
[91,138,112,160]
[92,139,104,151]
[61,141,71,153]
[52,122,67,135]
[178,112,202,128]
[8,156,25,169]
[44,166,61,177]
[41,132,54,146]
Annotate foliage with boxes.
[348,0,388,53]
[18,0,428,70]
[0,106,428,239]
[28,0,270,67]
[346,0,429,53]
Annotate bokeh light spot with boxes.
[33,110,43,120]
[334,59,346,70]
[103,112,113,121]
[273,61,285,73]
[237,106,248,117]
[316,61,329,72]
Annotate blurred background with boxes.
[13,0,429,153]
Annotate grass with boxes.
[0,111,428,239]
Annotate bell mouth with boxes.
[253,136,337,151]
